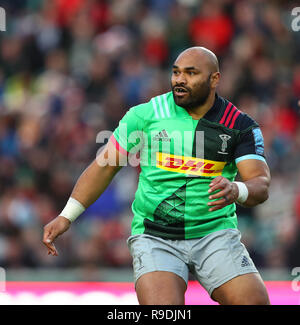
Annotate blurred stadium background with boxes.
[0,0,300,304]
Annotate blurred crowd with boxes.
[0,0,300,277]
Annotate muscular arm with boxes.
[43,139,125,255]
[71,140,123,208]
[208,159,271,211]
[236,159,271,207]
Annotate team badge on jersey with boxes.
[218,134,231,155]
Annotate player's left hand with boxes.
[207,176,239,212]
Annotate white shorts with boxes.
[127,228,258,296]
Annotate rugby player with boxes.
[43,47,271,305]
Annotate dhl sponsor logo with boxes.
[156,152,226,177]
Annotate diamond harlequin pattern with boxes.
[154,185,186,226]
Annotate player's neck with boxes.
[186,91,216,120]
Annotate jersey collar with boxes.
[173,92,223,121]
[201,93,223,122]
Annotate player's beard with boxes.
[172,74,211,110]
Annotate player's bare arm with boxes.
[71,140,123,208]
[207,159,270,211]
[42,139,124,256]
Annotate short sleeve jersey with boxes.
[111,92,266,240]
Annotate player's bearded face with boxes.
[171,74,211,109]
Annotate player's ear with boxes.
[210,72,220,89]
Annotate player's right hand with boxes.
[43,216,71,256]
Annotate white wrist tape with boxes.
[60,197,86,223]
[233,181,249,204]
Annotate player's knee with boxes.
[249,288,270,305]
[137,291,184,305]
[226,291,270,305]
[252,294,270,305]
[238,294,270,305]
[143,296,184,305]
[136,272,186,305]
[213,285,270,305]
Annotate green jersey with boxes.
[111,92,266,239]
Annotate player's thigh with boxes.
[127,234,189,305]
[211,272,270,305]
[136,271,187,305]
[190,229,263,300]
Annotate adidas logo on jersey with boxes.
[153,129,171,142]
